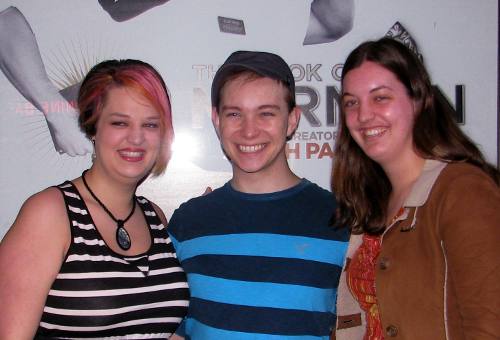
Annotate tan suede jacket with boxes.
[335,160,500,339]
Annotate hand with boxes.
[46,111,92,156]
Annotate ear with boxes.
[286,106,301,138]
[211,107,221,139]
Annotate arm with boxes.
[0,188,70,339]
[0,7,92,156]
[440,171,500,339]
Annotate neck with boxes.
[82,167,137,210]
[382,153,425,195]
[381,154,425,221]
[231,167,300,194]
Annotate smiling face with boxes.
[93,86,162,184]
[212,75,299,182]
[341,61,418,167]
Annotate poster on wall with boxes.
[0,0,498,239]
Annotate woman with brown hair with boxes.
[332,38,500,339]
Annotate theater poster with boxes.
[0,0,498,238]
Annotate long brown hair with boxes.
[332,38,499,234]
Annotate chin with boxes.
[118,167,152,181]
[234,162,269,174]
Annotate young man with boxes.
[168,50,348,339]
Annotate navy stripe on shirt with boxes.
[182,254,342,288]
[189,297,335,336]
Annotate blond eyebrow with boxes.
[107,112,129,118]
[108,112,161,120]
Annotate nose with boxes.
[240,116,259,138]
[127,125,145,145]
[357,102,374,123]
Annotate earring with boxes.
[91,139,96,162]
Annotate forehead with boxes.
[220,76,287,106]
[100,86,159,117]
[343,61,403,94]
[103,87,148,107]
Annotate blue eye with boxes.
[144,122,159,128]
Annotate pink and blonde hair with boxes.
[78,59,174,176]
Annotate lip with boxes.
[238,143,266,153]
[118,148,145,161]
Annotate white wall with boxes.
[0,0,497,239]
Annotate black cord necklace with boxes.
[81,170,136,250]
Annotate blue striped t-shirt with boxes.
[168,179,349,339]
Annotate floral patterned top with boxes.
[346,234,384,340]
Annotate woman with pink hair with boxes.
[0,59,189,339]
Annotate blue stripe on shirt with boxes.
[171,233,347,265]
[188,273,335,312]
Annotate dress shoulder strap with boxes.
[136,196,165,232]
[54,181,95,240]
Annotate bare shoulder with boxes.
[1,186,70,274]
[2,186,70,254]
[18,187,67,226]
[24,186,66,211]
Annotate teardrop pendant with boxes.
[116,226,131,250]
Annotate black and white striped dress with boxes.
[35,181,189,339]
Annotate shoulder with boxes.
[299,179,336,207]
[434,162,499,195]
[303,179,334,196]
[441,161,491,178]
[173,184,229,216]
[426,162,500,221]
[167,184,228,234]
[2,186,70,259]
[21,186,67,220]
